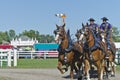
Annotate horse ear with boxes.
[77,29,79,32]
[56,24,59,28]
[82,23,85,29]
[86,22,89,26]
[82,23,84,27]
[79,29,82,32]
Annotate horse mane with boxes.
[87,28,97,40]
[67,29,73,44]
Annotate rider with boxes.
[88,18,99,39]
[100,17,112,50]
[84,18,99,52]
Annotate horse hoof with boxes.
[59,70,64,74]
[78,77,82,80]
[84,77,90,80]
[70,78,74,80]
[107,68,111,71]
[57,67,64,74]
[111,74,115,77]
[64,68,68,72]
[77,74,82,79]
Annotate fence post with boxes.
[13,48,17,67]
[7,50,11,67]
[44,51,47,59]
[0,52,2,67]
[17,51,19,59]
[31,51,33,59]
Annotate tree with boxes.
[112,27,120,42]
[0,31,9,44]
[46,35,54,43]
[0,29,55,44]
[8,29,16,41]
[20,30,37,39]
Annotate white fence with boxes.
[0,49,119,67]
[17,51,58,59]
[115,49,120,64]
[17,50,120,64]
[0,49,17,67]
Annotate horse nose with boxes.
[54,38,59,43]
[54,40,59,43]
[54,35,59,42]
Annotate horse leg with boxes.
[96,60,104,80]
[110,62,115,77]
[84,59,90,80]
[101,60,106,80]
[108,54,116,77]
[77,61,83,79]
[74,62,78,73]
[57,61,65,74]
[103,59,109,79]
[57,54,66,74]
[110,61,115,77]
[70,62,74,80]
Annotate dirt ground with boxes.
[0,68,119,80]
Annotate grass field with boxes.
[17,58,58,68]
[116,64,120,72]
[1,59,120,70]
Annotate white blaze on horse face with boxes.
[79,34,84,41]
[55,34,59,43]
[58,39,62,44]
[101,35,105,42]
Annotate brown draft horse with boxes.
[75,28,86,80]
[64,29,84,79]
[100,30,116,77]
[54,23,69,73]
[83,24,106,80]
[53,23,78,79]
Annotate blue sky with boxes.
[0,0,119,36]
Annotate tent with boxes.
[34,43,59,51]
[0,44,13,49]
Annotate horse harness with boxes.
[84,30,107,61]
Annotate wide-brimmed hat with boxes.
[101,17,108,21]
[88,18,95,21]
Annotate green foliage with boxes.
[112,27,120,42]
[8,29,16,41]
[18,30,54,43]
[38,34,54,43]
[0,31,10,44]
[0,29,55,44]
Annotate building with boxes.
[33,43,59,51]
[115,42,120,49]
[11,36,38,51]
[0,44,13,49]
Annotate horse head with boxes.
[75,23,87,41]
[53,23,66,44]
[83,24,95,46]
[75,29,83,41]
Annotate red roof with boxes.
[0,44,13,49]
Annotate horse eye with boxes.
[59,34,62,36]
[84,32,87,36]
